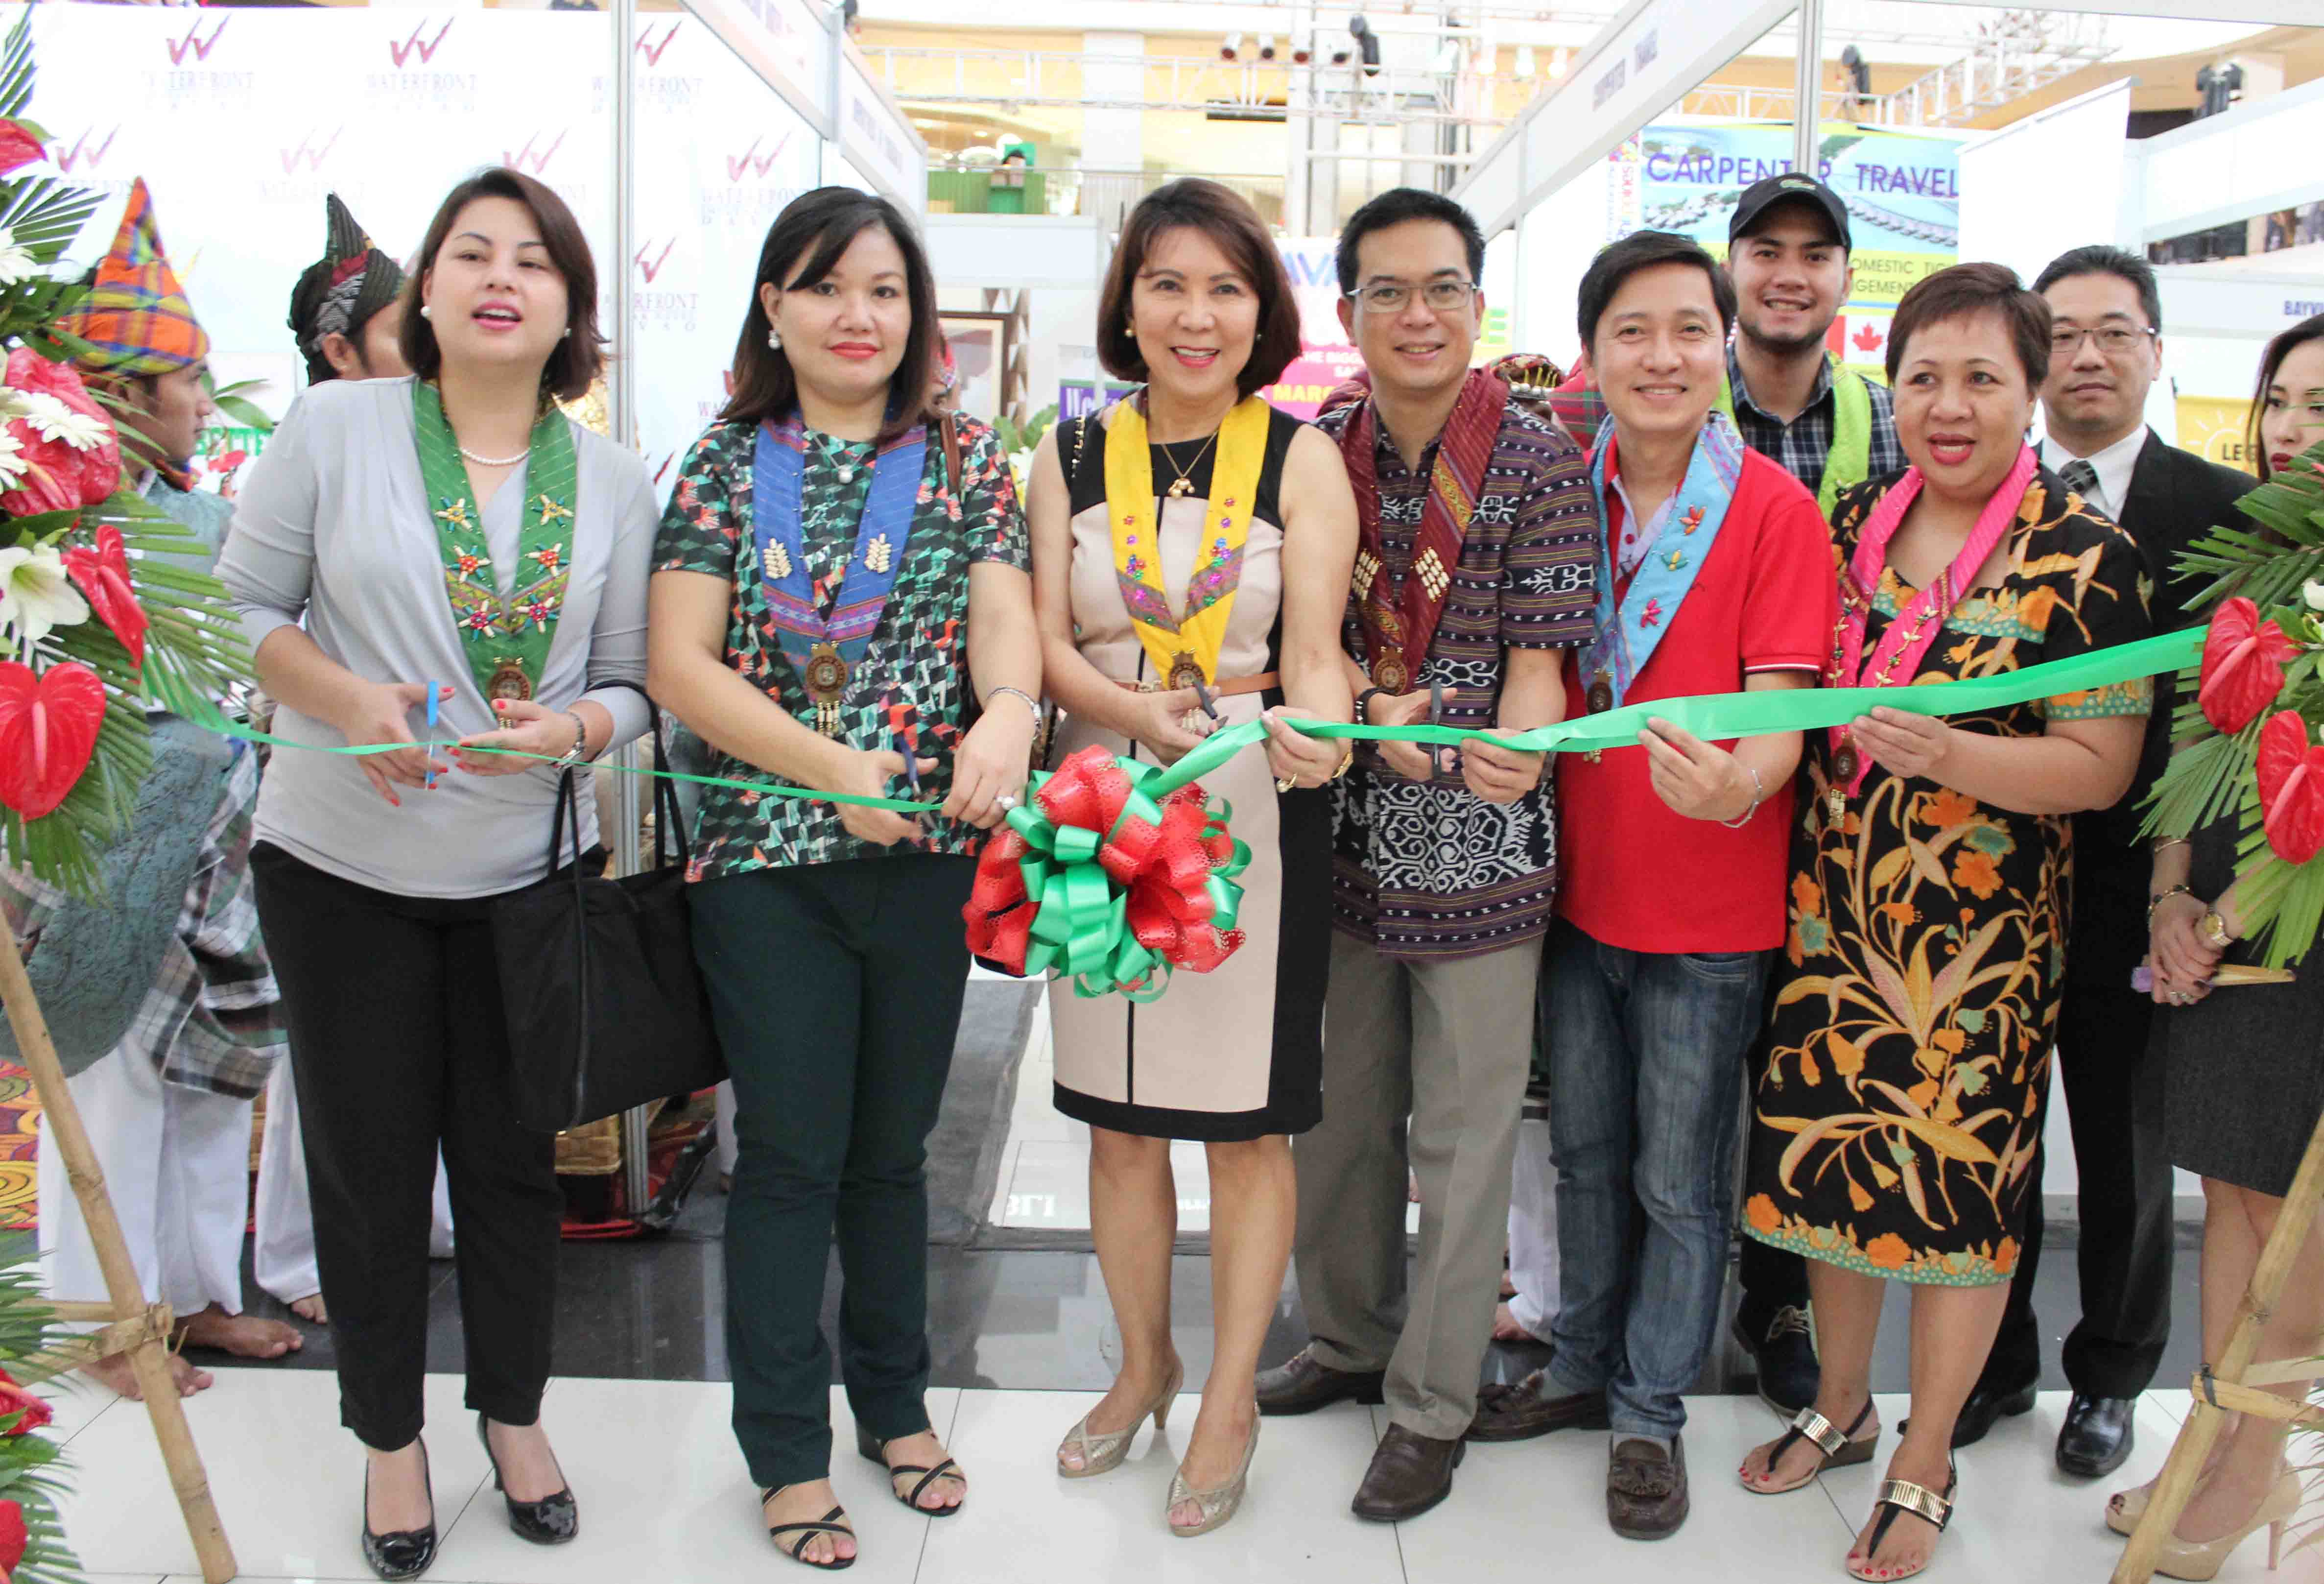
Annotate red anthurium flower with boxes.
[2256,710,2324,865]
[63,526,145,669]
[0,1496,25,1576]
[0,120,40,177]
[2197,597,2296,734]
[0,661,104,820]
[0,1368,50,1437]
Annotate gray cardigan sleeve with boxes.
[216,394,319,655]
[572,455,657,754]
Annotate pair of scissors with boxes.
[1190,677,1221,723]
[424,680,440,790]
[1428,682,1461,776]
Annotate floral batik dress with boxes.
[1741,470,2152,1287]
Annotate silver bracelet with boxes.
[553,709,591,768]
[1719,762,1765,828]
[986,685,1041,721]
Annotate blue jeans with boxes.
[1542,917,1768,1439]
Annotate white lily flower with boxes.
[0,544,89,648]
[0,430,23,491]
[14,392,108,453]
[0,230,35,288]
[2305,578,2324,613]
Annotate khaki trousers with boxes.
[1293,929,1541,1440]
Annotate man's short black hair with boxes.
[1577,229,1738,351]
[2032,244,2163,334]
[1336,188,1487,297]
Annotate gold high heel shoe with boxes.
[2151,1469,2303,1581]
[1056,1360,1184,1479]
[1167,1415,1259,1538]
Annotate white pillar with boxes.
[1793,0,1824,179]
[1082,31,1144,175]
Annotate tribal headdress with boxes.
[56,178,210,378]
[286,193,407,382]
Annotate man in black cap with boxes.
[285,193,410,386]
[1718,172,1906,512]
[1718,173,1906,1421]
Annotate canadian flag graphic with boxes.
[1831,314,1888,364]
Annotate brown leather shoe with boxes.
[1607,1434,1688,1540]
[1351,1423,1466,1522]
[1467,1369,1612,1443]
[1254,1344,1387,1417]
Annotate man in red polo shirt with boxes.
[1466,230,1835,1541]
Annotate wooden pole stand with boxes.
[0,942,238,1583]
[2111,1107,2324,1584]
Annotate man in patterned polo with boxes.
[1254,188,1601,1524]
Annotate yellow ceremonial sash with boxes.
[1104,393,1272,689]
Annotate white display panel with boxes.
[1957,81,2133,300]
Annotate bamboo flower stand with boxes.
[0,939,237,1582]
[2111,1108,2324,1584]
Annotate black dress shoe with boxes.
[362,1440,437,1581]
[1730,1305,1820,1418]
[1351,1423,1466,1522]
[1948,1378,2038,1449]
[2056,1393,2136,1478]
[1255,1344,1387,1416]
[476,1413,580,1544]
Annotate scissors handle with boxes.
[424,680,440,790]
[1192,678,1220,721]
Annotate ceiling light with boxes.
[1549,46,1569,78]
[1221,31,1244,61]
[1258,32,1277,61]
[1292,28,1313,64]
[1514,44,1536,77]
[1432,39,1461,73]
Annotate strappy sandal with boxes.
[761,1486,854,1571]
[855,1425,966,1517]
[1848,1461,1956,1582]
[1744,1400,1880,1494]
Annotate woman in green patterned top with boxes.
[648,188,1041,1572]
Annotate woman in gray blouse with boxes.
[218,168,655,1581]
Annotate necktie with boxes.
[2059,457,2101,511]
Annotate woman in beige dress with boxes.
[1024,180,1355,1536]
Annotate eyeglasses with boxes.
[1348,280,1479,315]
[2050,324,2157,356]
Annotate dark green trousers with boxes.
[690,853,976,1489]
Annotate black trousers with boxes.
[251,842,562,1451]
[691,853,976,1489]
[1979,971,2175,1398]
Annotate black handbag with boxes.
[492,709,725,1133]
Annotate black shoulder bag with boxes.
[492,699,726,1132]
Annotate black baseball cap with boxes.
[1729,173,1853,252]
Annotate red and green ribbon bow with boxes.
[964,744,1250,1000]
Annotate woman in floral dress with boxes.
[1734,265,2152,1583]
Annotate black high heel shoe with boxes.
[476,1413,580,1544]
[361,1439,437,1581]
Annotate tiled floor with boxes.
[53,1370,2318,1584]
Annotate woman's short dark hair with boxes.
[1576,230,1736,352]
[402,167,602,403]
[1096,179,1303,399]
[1885,262,2052,389]
[722,187,942,441]
[2249,312,2324,481]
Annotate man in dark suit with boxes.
[1961,245,2255,1478]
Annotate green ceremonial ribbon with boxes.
[144,628,2202,816]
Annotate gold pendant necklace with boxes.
[1159,432,1218,499]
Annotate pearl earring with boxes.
[767,328,783,351]
[419,304,432,320]
[561,326,571,340]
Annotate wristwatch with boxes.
[2201,910,2234,950]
